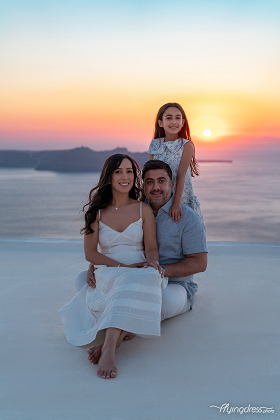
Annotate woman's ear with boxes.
[158,119,163,127]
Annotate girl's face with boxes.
[158,107,185,136]
[110,158,135,194]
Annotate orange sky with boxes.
[1,1,280,152]
[1,87,279,151]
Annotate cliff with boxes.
[0,147,232,172]
[0,147,149,172]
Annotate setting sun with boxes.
[203,129,211,137]
[191,115,226,142]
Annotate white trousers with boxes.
[75,270,191,321]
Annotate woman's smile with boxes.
[111,158,135,193]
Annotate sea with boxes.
[0,147,279,243]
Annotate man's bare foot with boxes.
[87,332,134,364]
[87,344,103,364]
[97,345,117,379]
[123,332,135,341]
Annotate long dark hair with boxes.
[81,154,142,235]
[153,102,199,177]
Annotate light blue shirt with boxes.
[151,196,208,307]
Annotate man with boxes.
[84,159,208,321]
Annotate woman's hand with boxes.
[87,263,96,288]
[147,259,165,278]
[124,261,165,278]
[126,262,147,268]
[169,202,183,223]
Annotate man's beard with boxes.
[147,190,171,205]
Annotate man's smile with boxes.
[151,190,163,195]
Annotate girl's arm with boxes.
[84,217,124,267]
[142,203,164,277]
[148,154,154,160]
[169,141,194,223]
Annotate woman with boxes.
[59,154,166,379]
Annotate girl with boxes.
[148,102,203,223]
[59,154,166,380]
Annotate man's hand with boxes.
[127,261,164,277]
[147,260,165,278]
[87,264,96,288]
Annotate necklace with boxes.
[113,200,131,211]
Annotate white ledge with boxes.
[0,240,279,419]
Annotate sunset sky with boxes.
[1,0,280,153]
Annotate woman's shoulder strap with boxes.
[140,201,142,219]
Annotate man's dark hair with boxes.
[142,160,173,181]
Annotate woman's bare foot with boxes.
[87,344,103,364]
[97,345,117,379]
[87,332,134,364]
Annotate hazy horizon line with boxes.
[0,135,279,154]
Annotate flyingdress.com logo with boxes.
[210,403,274,415]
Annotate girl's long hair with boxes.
[81,154,142,235]
[153,102,199,177]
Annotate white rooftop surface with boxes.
[0,239,279,420]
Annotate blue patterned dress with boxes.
[148,138,203,220]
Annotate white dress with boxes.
[148,137,203,220]
[59,204,167,346]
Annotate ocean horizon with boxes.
[1,146,279,243]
